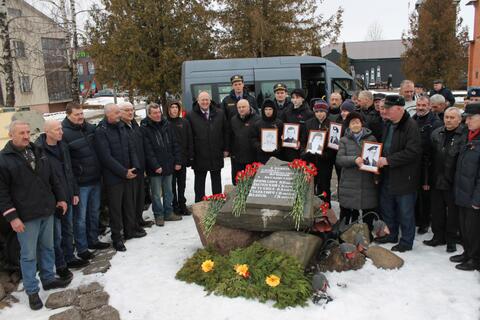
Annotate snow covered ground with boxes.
[1,159,480,320]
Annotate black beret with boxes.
[291,88,306,99]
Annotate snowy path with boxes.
[2,159,480,320]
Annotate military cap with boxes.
[273,83,287,92]
[230,75,244,84]
[467,87,480,99]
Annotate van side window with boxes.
[256,80,298,106]
[218,84,232,103]
[332,79,353,100]
[191,84,213,101]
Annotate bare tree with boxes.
[365,21,384,41]
[0,0,16,108]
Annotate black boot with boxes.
[56,267,73,281]
[113,241,127,252]
[77,250,95,261]
[28,293,43,310]
[423,238,446,247]
[446,243,457,253]
[43,277,72,291]
[66,258,90,269]
[455,259,480,271]
[450,252,468,263]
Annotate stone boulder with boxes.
[0,283,5,301]
[76,291,109,311]
[46,289,78,309]
[258,231,322,268]
[49,308,83,320]
[192,201,260,255]
[318,246,366,272]
[366,246,404,270]
[340,223,371,245]
[86,305,121,320]
[78,282,103,294]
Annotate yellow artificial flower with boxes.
[234,264,250,278]
[265,274,281,287]
[201,259,214,273]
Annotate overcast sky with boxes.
[28,0,476,43]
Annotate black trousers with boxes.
[105,180,136,242]
[315,161,334,205]
[133,174,146,227]
[172,167,187,211]
[415,187,431,228]
[458,206,480,261]
[231,160,248,186]
[340,207,377,230]
[194,169,222,203]
[430,188,459,243]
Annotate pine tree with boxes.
[339,42,350,74]
[401,0,469,89]
[217,0,343,58]
[86,0,216,104]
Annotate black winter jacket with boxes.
[381,111,422,195]
[167,116,194,166]
[123,119,146,174]
[282,102,314,161]
[454,133,480,208]
[94,118,139,186]
[251,104,284,164]
[0,142,66,223]
[61,118,101,186]
[301,117,337,166]
[221,90,258,120]
[358,105,383,141]
[413,112,443,185]
[141,117,181,177]
[429,87,456,107]
[274,98,293,122]
[430,124,467,190]
[188,102,229,172]
[230,111,259,164]
[35,134,79,204]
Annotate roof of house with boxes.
[321,39,405,60]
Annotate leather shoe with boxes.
[88,241,111,250]
[125,230,147,240]
[446,243,457,253]
[139,220,155,228]
[165,214,182,221]
[417,226,429,235]
[113,241,127,252]
[449,252,468,263]
[77,250,95,261]
[43,277,72,290]
[56,267,73,281]
[66,258,89,269]
[28,293,43,310]
[391,244,412,252]
[455,259,480,271]
[423,238,446,247]
[374,236,398,244]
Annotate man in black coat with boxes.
[357,91,383,141]
[301,100,336,205]
[251,99,283,164]
[452,103,480,271]
[0,121,69,310]
[273,83,293,122]
[412,95,443,235]
[424,107,466,252]
[428,79,456,107]
[167,101,194,215]
[377,95,422,252]
[328,92,343,122]
[120,102,152,230]
[62,102,109,259]
[229,99,259,185]
[188,91,230,202]
[221,75,258,120]
[35,120,88,281]
[95,103,141,252]
[141,103,183,226]
[282,88,314,161]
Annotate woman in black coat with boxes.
[251,99,283,164]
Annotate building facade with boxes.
[0,0,71,113]
[322,40,406,88]
[468,0,480,87]
[77,49,102,97]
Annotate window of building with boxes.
[87,62,95,75]
[7,8,22,18]
[77,63,84,76]
[13,41,25,58]
[19,76,31,93]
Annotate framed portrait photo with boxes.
[360,141,383,173]
[306,130,327,155]
[282,123,300,148]
[327,122,342,150]
[261,128,278,152]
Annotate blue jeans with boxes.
[150,175,174,218]
[17,215,56,295]
[54,205,75,268]
[73,183,101,253]
[380,182,417,248]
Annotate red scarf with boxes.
[468,129,480,142]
